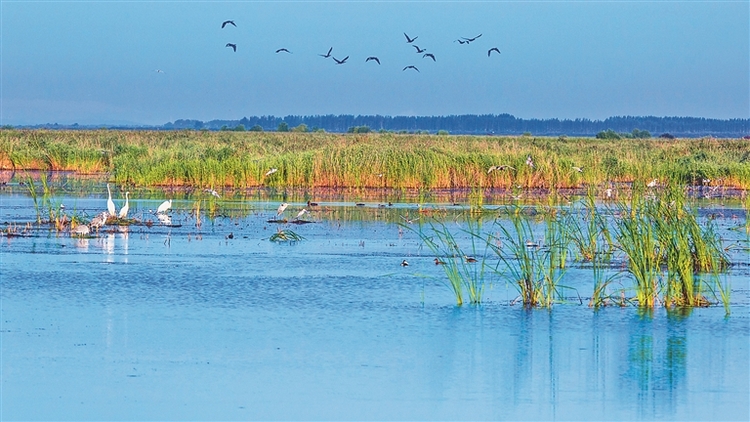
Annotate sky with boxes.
[1,0,748,126]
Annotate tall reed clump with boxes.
[412,216,492,306]
[614,183,730,309]
[489,206,563,308]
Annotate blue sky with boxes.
[2,1,748,125]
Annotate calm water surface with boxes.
[2,189,749,420]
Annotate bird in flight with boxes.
[265,168,278,176]
[154,69,165,74]
[488,47,501,57]
[276,48,291,54]
[488,165,515,173]
[276,203,289,217]
[366,56,380,64]
[572,166,584,173]
[462,34,482,43]
[221,20,236,28]
[412,45,426,53]
[403,65,419,72]
[423,53,436,61]
[404,33,418,43]
[225,43,236,52]
[333,56,349,64]
[319,47,333,58]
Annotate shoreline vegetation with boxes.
[1,129,748,190]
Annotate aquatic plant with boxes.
[269,228,305,242]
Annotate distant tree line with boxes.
[163,114,749,137]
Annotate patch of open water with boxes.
[1,186,748,420]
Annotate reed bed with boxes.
[2,129,748,189]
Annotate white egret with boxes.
[118,192,130,219]
[106,184,116,216]
[276,203,289,217]
[295,209,308,220]
[157,199,172,214]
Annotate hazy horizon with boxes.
[3,1,748,126]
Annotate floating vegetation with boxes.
[269,228,305,243]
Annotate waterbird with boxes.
[401,260,409,267]
[525,240,540,248]
[276,203,289,217]
[526,156,535,168]
[319,47,333,58]
[434,258,446,265]
[462,34,482,42]
[203,188,221,198]
[275,48,291,54]
[403,65,419,72]
[265,168,278,176]
[71,223,90,237]
[605,188,613,199]
[465,256,478,263]
[118,192,130,219]
[221,20,236,28]
[404,33,418,43]
[295,209,308,220]
[572,166,584,173]
[423,53,436,61]
[225,43,237,52]
[106,184,116,216]
[157,199,172,214]
[647,178,659,188]
[154,69,165,74]
[488,47,501,57]
[333,56,349,64]
[307,200,318,207]
[412,45,426,53]
[366,56,380,64]
[488,165,515,173]
[90,212,108,230]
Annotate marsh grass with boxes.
[3,130,749,189]
[269,228,305,242]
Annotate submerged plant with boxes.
[269,228,305,242]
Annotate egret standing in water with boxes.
[106,184,116,216]
[118,192,130,219]
[157,199,172,214]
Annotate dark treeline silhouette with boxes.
[162,114,749,137]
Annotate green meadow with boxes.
[1,129,748,190]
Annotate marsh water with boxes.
[2,178,749,420]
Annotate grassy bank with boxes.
[1,129,748,189]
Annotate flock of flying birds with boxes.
[218,20,501,73]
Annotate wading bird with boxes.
[488,47,501,57]
[221,20,236,28]
[366,56,380,64]
[90,212,108,230]
[265,168,278,176]
[275,48,291,54]
[404,33,418,43]
[403,65,419,72]
[295,209,308,220]
[157,199,172,214]
[319,47,333,58]
[276,203,289,217]
[118,192,130,219]
[106,184,116,216]
[333,56,349,64]
[71,223,90,237]
[412,45,426,53]
[225,43,237,52]
[423,53,436,61]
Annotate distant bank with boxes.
[8,114,750,138]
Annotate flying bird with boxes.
[423,53,436,61]
[488,47,501,57]
[333,56,349,64]
[404,33,418,43]
[295,209,308,220]
[412,45,426,53]
[154,69,165,74]
[365,56,381,64]
[276,203,289,217]
[157,199,172,214]
[462,34,482,42]
[572,166,584,173]
[203,188,221,198]
[225,43,236,52]
[221,20,236,28]
[488,165,515,173]
[526,156,535,168]
[265,168,278,176]
[401,260,409,267]
[403,65,419,72]
[319,47,333,58]
[275,48,291,54]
